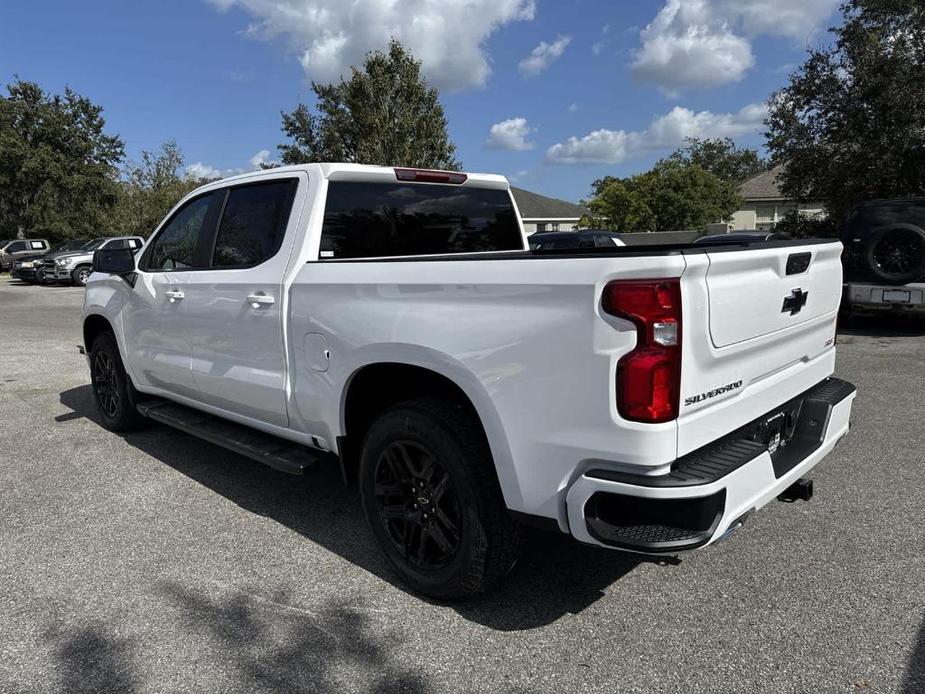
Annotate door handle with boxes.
[165,289,185,303]
[247,292,275,308]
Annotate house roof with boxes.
[738,164,786,201]
[510,187,588,219]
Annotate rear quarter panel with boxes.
[287,254,687,522]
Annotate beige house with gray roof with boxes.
[731,164,825,230]
[510,187,588,234]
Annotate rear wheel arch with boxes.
[339,362,512,493]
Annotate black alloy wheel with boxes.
[88,331,147,432]
[373,440,462,569]
[359,397,521,600]
[865,225,925,285]
[873,229,922,275]
[91,350,120,419]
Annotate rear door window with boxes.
[320,182,523,259]
[211,179,296,268]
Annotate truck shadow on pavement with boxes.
[58,385,644,632]
[904,616,925,694]
[838,312,925,338]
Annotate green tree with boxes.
[278,40,460,170]
[0,79,124,242]
[108,140,206,238]
[584,162,741,232]
[667,137,768,183]
[584,178,654,231]
[766,0,925,221]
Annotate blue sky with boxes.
[0,0,841,202]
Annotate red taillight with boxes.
[602,279,682,423]
[394,168,468,184]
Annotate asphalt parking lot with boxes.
[0,276,923,694]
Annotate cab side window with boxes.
[6,241,26,253]
[146,194,215,271]
[211,180,296,268]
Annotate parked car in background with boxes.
[528,229,626,250]
[43,236,144,286]
[83,163,854,599]
[12,239,90,284]
[1,239,49,271]
[840,198,925,314]
[694,231,791,245]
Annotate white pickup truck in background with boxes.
[83,163,856,599]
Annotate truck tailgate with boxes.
[705,244,843,347]
[677,241,843,456]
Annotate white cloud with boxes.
[725,0,838,39]
[518,35,572,77]
[568,102,579,113]
[249,149,278,169]
[547,130,631,165]
[206,0,536,91]
[185,162,229,180]
[592,24,609,56]
[632,0,839,91]
[185,148,277,180]
[546,102,767,164]
[485,117,534,151]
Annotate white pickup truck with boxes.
[83,164,856,599]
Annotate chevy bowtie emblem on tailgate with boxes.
[782,288,808,316]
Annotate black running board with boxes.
[137,399,321,475]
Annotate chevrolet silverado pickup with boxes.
[82,164,856,599]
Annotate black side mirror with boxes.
[93,247,135,274]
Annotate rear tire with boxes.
[89,331,147,432]
[359,397,521,601]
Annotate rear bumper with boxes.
[844,282,925,313]
[565,377,856,553]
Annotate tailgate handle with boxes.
[786,252,812,275]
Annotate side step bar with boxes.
[137,399,321,475]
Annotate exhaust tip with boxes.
[778,478,814,503]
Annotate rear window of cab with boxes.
[320,181,523,259]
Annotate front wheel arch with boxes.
[83,315,114,355]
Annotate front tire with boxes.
[359,397,520,601]
[89,332,147,432]
[73,265,93,286]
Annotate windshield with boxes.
[83,238,107,251]
[49,240,86,254]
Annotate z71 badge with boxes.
[684,380,743,406]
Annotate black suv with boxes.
[841,199,925,286]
